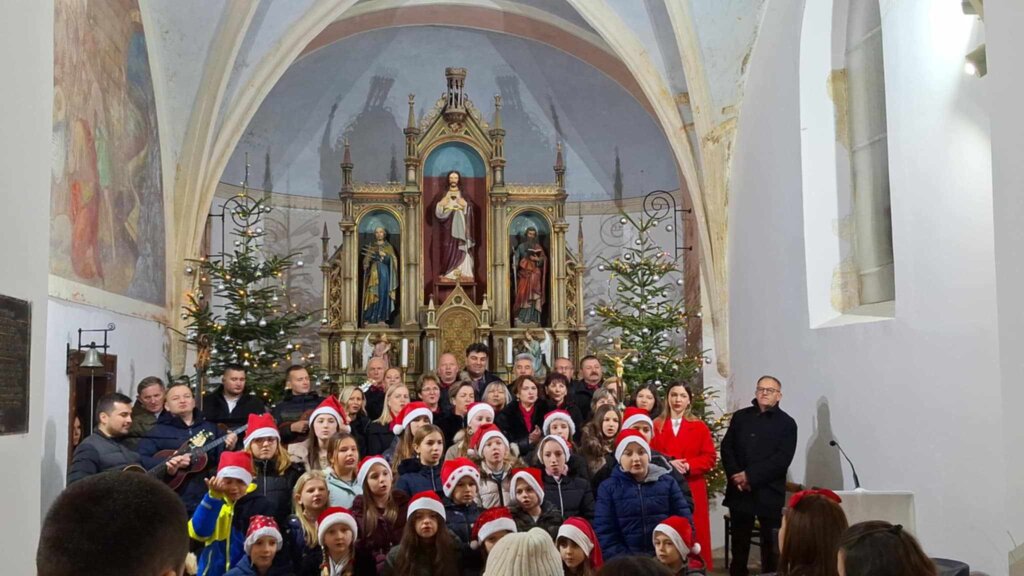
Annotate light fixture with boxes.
[965,44,987,77]
[961,0,984,17]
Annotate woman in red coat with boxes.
[651,382,717,569]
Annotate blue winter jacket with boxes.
[594,463,693,559]
[394,458,443,497]
[188,485,275,576]
[443,499,482,545]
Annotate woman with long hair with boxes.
[496,375,546,456]
[285,470,329,573]
[650,382,716,569]
[629,383,662,417]
[325,432,361,508]
[365,384,411,456]
[339,386,368,454]
[388,402,435,469]
[289,396,348,473]
[838,521,937,576]
[383,491,461,576]
[351,456,410,573]
[768,490,848,576]
[438,381,475,450]
[579,406,620,476]
[542,372,583,435]
[244,413,303,526]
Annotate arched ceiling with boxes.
[223,25,679,200]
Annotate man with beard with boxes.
[67,392,140,483]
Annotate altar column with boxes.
[490,96,510,328]
[403,95,423,329]
[339,142,358,331]
[550,144,569,330]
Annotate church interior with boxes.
[3,0,1022,574]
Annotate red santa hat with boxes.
[355,455,390,489]
[614,429,651,461]
[653,516,700,556]
[307,395,349,432]
[508,467,544,502]
[557,517,603,569]
[393,401,433,435]
[471,506,518,550]
[441,457,480,497]
[317,507,358,546]
[466,402,495,426]
[539,434,571,458]
[542,409,576,437]
[216,451,254,486]
[622,406,654,431]
[468,423,508,458]
[243,413,280,449]
[407,491,446,521]
[243,515,282,555]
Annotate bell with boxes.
[80,347,103,368]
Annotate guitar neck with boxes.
[190,423,248,457]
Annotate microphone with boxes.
[829,439,862,490]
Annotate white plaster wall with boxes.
[0,0,53,571]
[730,0,1003,573]
[986,0,1024,568]
[40,299,169,511]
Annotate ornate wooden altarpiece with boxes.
[319,68,587,383]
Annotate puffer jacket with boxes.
[222,555,294,576]
[138,409,225,514]
[477,461,514,508]
[67,430,141,484]
[271,391,323,444]
[542,469,595,520]
[251,457,302,526]
[326,468,361,508]
[365,421,396,457]
[443,499,482,545]
[594,463,693,559]
[510,501,563,541]
[394,458,442,497]
[188,484,276,576]
[351,490,410,573]
[591,450,694,509]
[285,515,318,574]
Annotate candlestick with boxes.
[401,338,409,368]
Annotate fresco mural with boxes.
[51,0,166,306]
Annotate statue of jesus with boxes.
[434,170,475,281]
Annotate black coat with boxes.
[364,421,396,457]
[495,400,546,456]
[201,387,266,430]
[721,400,797,518]
[527,449,591,481]
[541,469,595,521]
[348,413,370,456]
[252,457,302,526]
[271,391,323,444]
[364,384,386,422]
[510,501,563,541]
[572,380,599,422]
[591,450,694,510]
[437,410,464,450]
[137,409,225,514]
[67,430,141,483]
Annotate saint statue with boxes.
[434,170,475,281]
[361,227,398,325]
[518,329,551,377]
[512,226,546,325]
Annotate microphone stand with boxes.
[830,439,862,490]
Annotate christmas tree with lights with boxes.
[591,212,729,495]
[181,165,314,404]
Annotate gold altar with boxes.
[319,68,587,382]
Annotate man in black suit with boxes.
[721,375,797,576]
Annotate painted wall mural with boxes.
[51,0,166,307]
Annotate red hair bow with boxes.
[788,488,842,509]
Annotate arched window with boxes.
[800,0,894,327]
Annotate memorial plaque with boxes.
[0,295,30,435]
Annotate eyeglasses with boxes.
[756,387,780,395]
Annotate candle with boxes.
[340,341,348,370]
[427,339,436,371]
[560,338,569,359]
[505,336,513,365]
[401,338,409,368]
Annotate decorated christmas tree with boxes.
[591,213,729,495]
[181,166,314,404]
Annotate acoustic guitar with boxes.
[125,424,247,490]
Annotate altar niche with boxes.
[319,67,588,385]
[510,211,550,327]
[358,210,401,328]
